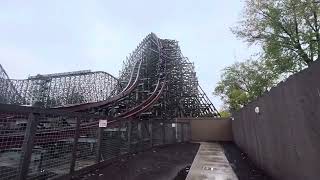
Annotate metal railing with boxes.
[0,104,190,180]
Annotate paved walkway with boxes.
[186,142,238,180]
[77,143,199,180]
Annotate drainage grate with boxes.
[203,166,217,171]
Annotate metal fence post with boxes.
[127,121,132,152]
[181,123,184,142]
[69,117,80,174]
[117,121,122,156]
[17,113,39,180]
[138,121,142,140]
[149,119,153,147]
[188,122,191,141]
[172,123,176,143]
[96,127,103,163]
[162,123,165,145]
[138,121,142,149]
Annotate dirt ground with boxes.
[76,143,199,180]
[221,142,273,180]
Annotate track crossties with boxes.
[0,33,219,121]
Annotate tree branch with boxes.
[304,15,317,32]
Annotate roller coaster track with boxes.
[0,33,221,151]
[1,33,219,119]
[54,33,170,119]
[53,33,219,118]
[55,58,144,112]
[1,33,218,130]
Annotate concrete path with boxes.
[77,143,199,180]
[186,142,238,180]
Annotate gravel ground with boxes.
[221,142,274,180]
[76,143,199,180]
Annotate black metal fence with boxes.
[0,104,191,180]
[232,60,320,180]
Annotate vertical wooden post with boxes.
[149,119,153,147]
[70,118,80,174]
[138,122,142,139]
[96,127,103,163]
[18,113,39,180]
[181,123,185,142]
[117,121,122,156]
[162,123,165,144]
[137,121,142,150]
[138,121,142,141]
[172,123,176,143]
[127,121,132,153]
[188,122,192,141]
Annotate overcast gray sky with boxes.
[0,0,257,109]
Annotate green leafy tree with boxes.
[214,59,278,111]
[233,0,320,74]
[219,110,231,118]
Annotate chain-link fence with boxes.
[0,104,191,180]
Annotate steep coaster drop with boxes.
[1,33,220,123]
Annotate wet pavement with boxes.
[76,143,199,180]
[186,142,238,180]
